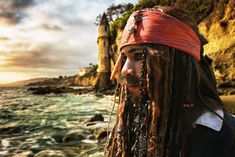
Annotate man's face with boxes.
[121,45,143,99]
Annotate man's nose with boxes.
[121,59,134,76]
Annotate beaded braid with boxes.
[131,46,149,157]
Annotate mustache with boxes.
[122,76,139,86]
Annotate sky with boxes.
[0,0,138,83]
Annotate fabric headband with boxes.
[120,10,201,61]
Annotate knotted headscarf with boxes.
[120,10,201,61]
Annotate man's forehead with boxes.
[121,45,143,53]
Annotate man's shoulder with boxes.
[193,109,224,131]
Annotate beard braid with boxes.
[105,84,134,157]
[104,81,161,157]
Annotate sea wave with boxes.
[0,87,115,157]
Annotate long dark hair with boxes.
[147,6,225,156]
[105,6,225,157]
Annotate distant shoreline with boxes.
[0,77,49,87]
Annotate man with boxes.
[105,6,235,157]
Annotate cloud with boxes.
[2,44,66,69]
[0,0,35,25]
[114,0,136,4]
[1,39,97,71]
[40,24,63,31]
[0,36,9,41]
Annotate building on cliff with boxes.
[95,13,112,91]
[78,67,93,76]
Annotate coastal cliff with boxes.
[198,0,234,90]
[74,74,98,86]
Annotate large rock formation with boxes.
[198,0,234,88]
[74,74,98,86]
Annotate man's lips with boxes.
[124,76,139,88]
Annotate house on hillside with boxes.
[78,67,93,76]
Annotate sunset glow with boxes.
[0,56,6,65]
[0,72,30,83]
[0,0,138,84]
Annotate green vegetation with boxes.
[184,0,213,23]
[109,11,131,42]
[109,0,156,42]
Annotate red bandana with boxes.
[120,10,201,61]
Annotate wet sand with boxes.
[220,95,235,113]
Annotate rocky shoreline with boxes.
[27,86,115,96]
[0,113,113,157]
[27,83,234,96]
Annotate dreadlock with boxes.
[105,5,231,157]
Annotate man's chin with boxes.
[126,85,140,99]
[126,84,139,88]
[127,85,139,92]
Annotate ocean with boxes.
[0,87,115,157]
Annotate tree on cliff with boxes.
[95,3,134,25]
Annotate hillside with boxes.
[0,78,49,87]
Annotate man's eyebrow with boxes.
[127,47,142,53]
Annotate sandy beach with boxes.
[220,95,235,114]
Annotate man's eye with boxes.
[134,53,142,61]
[122,54,127,62]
